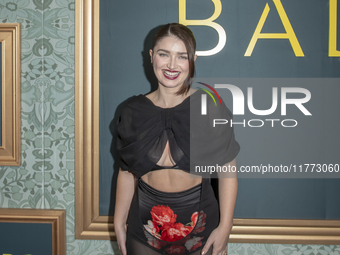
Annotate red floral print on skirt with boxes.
[143,205,207,253]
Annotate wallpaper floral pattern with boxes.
[0,0,339,254]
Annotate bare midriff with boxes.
[141,169,202,193]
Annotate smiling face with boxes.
[150,35,190,91]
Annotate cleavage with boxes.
[156,140,176,167]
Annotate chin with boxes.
[160,81,184,89]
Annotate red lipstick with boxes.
[162,70,180,80]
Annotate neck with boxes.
[154,86,190,108]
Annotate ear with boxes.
[194,54,197,61]
[149,49,153,63]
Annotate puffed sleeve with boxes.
[190,93,240,176]
[116,102,133,171]
[115,96,166,177]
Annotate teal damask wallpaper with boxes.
[0,0,339,254]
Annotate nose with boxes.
[167,55,177,69]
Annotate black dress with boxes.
[116,89,240,254]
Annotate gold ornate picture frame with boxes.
[0,208,66,255]
[74,0,340,244]
[0,23,21,166]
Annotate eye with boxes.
[180,56,188,60]
[158,53,168,57]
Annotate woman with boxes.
[114,23,240,255]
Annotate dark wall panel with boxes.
[99,0,340,219]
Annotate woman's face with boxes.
[150,35,190,90]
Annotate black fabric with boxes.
[151,164,179,171]
[126,178,219,255]
[126,236,213,255]
[116,89,240,177]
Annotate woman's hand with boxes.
[201,224,232,255]
[114,223,127,255]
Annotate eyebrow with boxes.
[157,49,188,55]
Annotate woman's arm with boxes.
[218,158,238,231]
[114,168,136,255]
[201,158,238,255]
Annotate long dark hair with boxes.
[152,23,196,95]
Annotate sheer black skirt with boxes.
[126,178,219,255]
